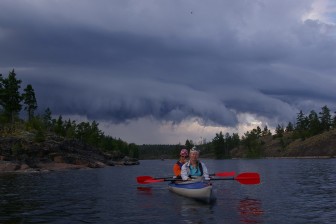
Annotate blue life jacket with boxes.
[189,162,203,177]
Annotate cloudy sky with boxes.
[1,0,336,144]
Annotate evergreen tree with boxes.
[256,126,262,137]
[54,115,65,136]
[262,125,272,136]
[22,84,38,121]
[0,69,22,123]
[212,131,225,158]
[332,112,336,129]
[308,110,320,136]
[285,122,294,132]
[231,133,240,147]
[43,107,52,130]
[65,119,76,139]
[241,130,261,157]
[319,105,332,131]
[296,110,307,131]
[185,139,194,150]
[295,110,309,140]
[275,124,284,137]
[0,73,4,108]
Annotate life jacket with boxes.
[188,161,203,177]
[173,161,185,181]
[176,161,184,168]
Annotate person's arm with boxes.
[181,163,189,180]
[201,162,210,180]
[173,163,181,177]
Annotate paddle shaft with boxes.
[137,172,260,185]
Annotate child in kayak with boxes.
[173,149,189,179]
[181,147,210,181]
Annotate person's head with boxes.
[189,146,199,162]
[179,148,188,161]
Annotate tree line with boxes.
[0,69,138,159]
[139,106,336,159]
[2,69,335,160]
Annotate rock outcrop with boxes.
[0,134,138,172]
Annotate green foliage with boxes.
[138,144,183,159]
[211,131,240,159]
[274,124,284,138]
[308,110,321,136]
[34,129,46,142]
[185,139,194,149]
[25,116,43,131]
[262,125,272,136]
[1,68,336,160]
[285,122,294,132]
[128,143,139,158]
[22,84,38,121]
[212,131,225,158]
[291,105,334,141]
[0,69,140,159]
[333,114,336,129]
[241,127,263,158]
[43,108,52,129]
[0,70,22,123]
[319,105,332,131]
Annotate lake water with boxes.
[1,158,335,223]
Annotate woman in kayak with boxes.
[173,149,189,179]
[181,147,210,181]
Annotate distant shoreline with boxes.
[230,156,334,159]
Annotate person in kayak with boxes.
[181,146,210,181]
[173,148,189,179]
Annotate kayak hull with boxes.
[168,181,213,202]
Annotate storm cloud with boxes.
[1,0,336,144]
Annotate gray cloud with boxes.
[1,0,336,143]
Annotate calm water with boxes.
[1,158,335,223]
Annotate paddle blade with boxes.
[214,171,236,177]
[137,176,166,184]
[235,172,260,185]
[143,179,165,183]
[137,176,153,184]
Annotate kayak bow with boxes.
[168,180,213,202]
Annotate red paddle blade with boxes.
[137,176,166,184]
[137,176,153,184]
[235,172,260,185]
[214,171,236,177]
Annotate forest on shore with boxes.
[1,70,141,171]
[1,69,336,170]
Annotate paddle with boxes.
[211,172,260,185]
[213,171,236,177]
[136,171,236,184]
[136,172,260,185]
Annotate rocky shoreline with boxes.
[0,135,139,173]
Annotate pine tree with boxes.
[43,107,52,130]
[22,84,38,121]
[319,105,332,131]
[296,110,307,131]
[275,124,284,137]
[285,122,294,132]
[262,125,272,136]
[212,131,225,158]
[308,110,320,136]
[1,69,22,123]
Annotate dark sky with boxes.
[1,0,336,144]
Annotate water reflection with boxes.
[177,197,215,223]
[137,186,153,195]
[238,198,264,223]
